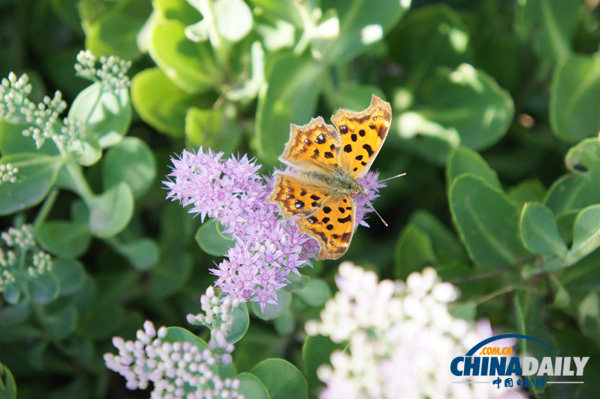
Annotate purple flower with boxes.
[165,148,385,311]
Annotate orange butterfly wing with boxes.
[331,94,392,179]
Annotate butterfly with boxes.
[267,94,392,260]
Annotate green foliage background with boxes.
[1,0,600,398]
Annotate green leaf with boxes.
[520,203,567,256]
[29,273,60,305]
[302,335,344,390]
[3,285,20,305]
[214,0,253,42]
[251,290,292,320]
[409,210,467,264]
[85,4,150,59]
[518,0,580,61]
[248,0,301,26]
[163,327,209,350]
[195,220,234,257]
[154,0,201,25]
[318,0,410,65]
[388,4,471,85]
[236,373,269,399]
[550,55,600,143]
[325,83,385,112]
[149,250,193,298]
[0,122,60,156]
[251,359,307,399]
[44,305,78,340]
[0,302,30,326]
[52,259,86,297]
[131,68,211,137]
[545,138,600,215]
[281,272,310,293]
[508,179,546,209]
[102,137,156,199]
[256,55,326,165]
[273,308,295,336]
[88,182,134,237]
[0,363,17,399]
[394,224,437,280]
[69,82,131,150]
[446,146,501,189]
[148,20,220,93]
[398,64,514,164]
[449,175,531,269]
[185,105,242,155]
[228,303,250,344]
[295,279,331,307]
[565,205,600,265]
[35,220,91,259]
[113,238,160,271]
[0,153,63,215]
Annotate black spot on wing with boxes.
[340,232,352,243]
[359,129,365,137]
[324,152,334,159]
[363,144,374,157]
[295,200,304,209]
[310,194,320,201]
[351,134,357,142]
[338,215,352,224]
[323,206,332,213]
[355,155,363,160]
[316,134,326,144]
[308,216,317,224]
[340,125,348,134]
[344,144,352,153]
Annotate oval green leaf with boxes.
[251,290,291,320]
[520,203,567,257]
[236,372,269,399]
[102,137,156,199]
[295,279,331,308]
[52,259,86,297]
[449,175,531,269]
[69,82,131,149]
[251,359,308,399]
[550,55,600,143]
[35,220,91,259]
[195,220,234,257]
[148,20,220,93]
[565,205,600,265]
[256,55,326,165]
[0,153,63,216]
[88,182,134,237]
[29,273,60,305]
[228,302,250,344]
[446,146,501,190]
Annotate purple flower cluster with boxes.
[165,148,384,310]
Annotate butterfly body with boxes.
[268,95,391,260]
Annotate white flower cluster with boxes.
[104,320,244,399]
[0,224,53,292]
[186,286,239,365]
[0,162,19,185]
[306,262,524,399]
[0,72,32,121]
[75,50,131,95]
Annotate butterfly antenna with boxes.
[366,200,388,227]
[378,172,407,183]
